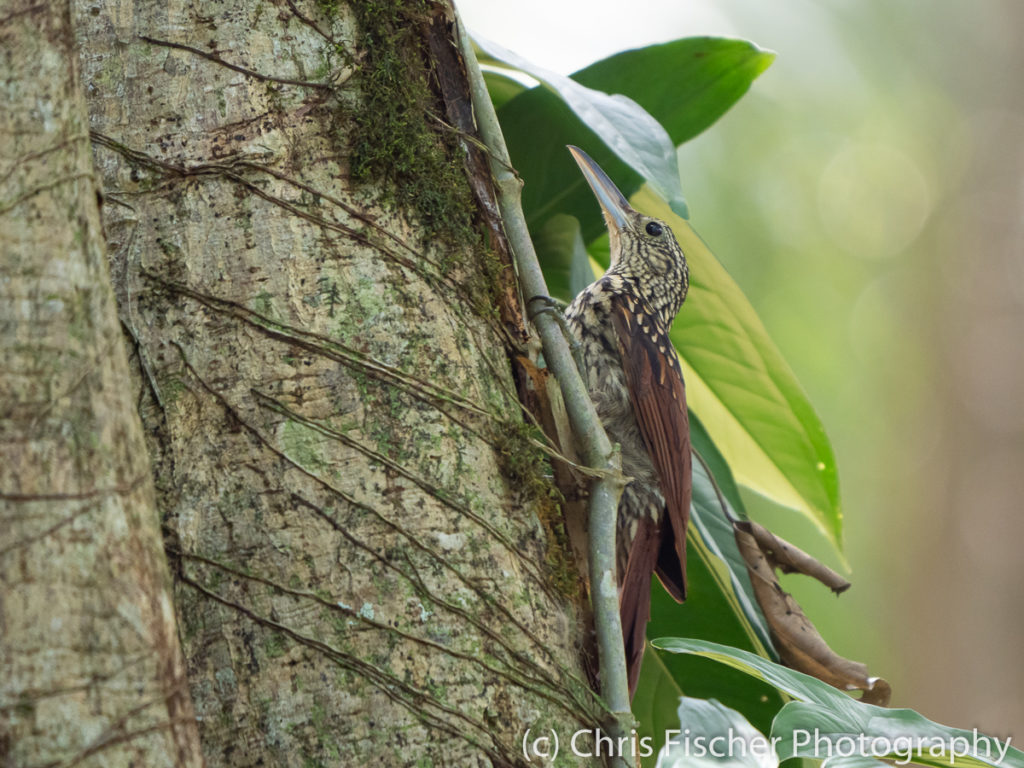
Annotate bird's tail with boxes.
[619,517,660,697]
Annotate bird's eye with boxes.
[645,221,663,237]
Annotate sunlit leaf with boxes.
[632,185,841,546]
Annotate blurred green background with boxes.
[462,0,1024,737]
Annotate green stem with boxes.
[454,8,635,766]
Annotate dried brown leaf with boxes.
[738,520,850,594]
[734,521,891,706]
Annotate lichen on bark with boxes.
[70,0,601,764]
[0,2,202,765]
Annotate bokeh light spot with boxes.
[818,142,932,260]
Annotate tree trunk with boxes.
[48,0,600,765]
[0,2,204,766]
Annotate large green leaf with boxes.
[653,639,1024,768]
[775,702,1020,768]
[500,85,659,248]
[503,84,637,303]
[573,37,775,151]
[529,214,594,303]
[629,184,841,545]
[688,414,774,656]
[477,36,688,220]
[490,37,773,243]
[654,638,846,706]
[633,649,689,760]
[638,575,783,756]
[481,69,528,111]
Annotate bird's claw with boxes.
[526,294,567,320]
[525,295,586,379]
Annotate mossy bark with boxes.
[0,1,203,765]
[69,0,601,765]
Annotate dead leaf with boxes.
[738,520,850,594]
[733,521,891,706]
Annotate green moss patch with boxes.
[344,1,478,255]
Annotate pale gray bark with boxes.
[62,0,602,765]
[0,1,204,766]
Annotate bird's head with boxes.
[568,145,689,327]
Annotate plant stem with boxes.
[454,9,635,766]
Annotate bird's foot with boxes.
[526,295,586,377]
[526,293,568,319]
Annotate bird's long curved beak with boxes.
[567,145,633,231]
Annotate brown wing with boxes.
[610,293,692,602]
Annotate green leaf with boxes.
[501,86,644,236]
[688,413,774,656]
[573,37,775,150]
[481,69,528,111]
[493,36,773,242]
[633,649,689,759]
[530,214,595,303]
[476,35,688,220]
[633,185,841,546]
[689,410,748,514]
[775,702,1021,768]
[822,758,891,768]
[652,637,854,707]
[652,639,1024,768]
[656,697,779,768]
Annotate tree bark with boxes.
[60,0,601,765]
[0,1,204,766]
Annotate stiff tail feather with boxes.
[619,513,687,696]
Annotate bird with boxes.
[563,145,692,697]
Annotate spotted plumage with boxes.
[563,146,692,696]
